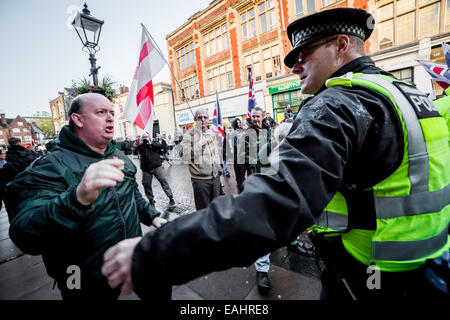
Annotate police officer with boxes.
[102,8,449,299]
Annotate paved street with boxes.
[0,157,321,300]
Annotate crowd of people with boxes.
[1,8,448,301]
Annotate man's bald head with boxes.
[68,92,115,154]
[69,93,110,130]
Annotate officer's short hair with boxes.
[348,35,365,54]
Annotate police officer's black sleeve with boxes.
[131,89,372,299]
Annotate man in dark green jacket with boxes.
[6,93,166,300]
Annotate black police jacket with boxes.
[131,56,404,299]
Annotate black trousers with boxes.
[234,164,252,193]
[191,176,221,210]
[142,167,173,204]
[312,233,444,300]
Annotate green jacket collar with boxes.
[56,125,116,158]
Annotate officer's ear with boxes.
[336,35,350,53]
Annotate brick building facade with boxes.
[0,114,34,147]
[167,0,450,125]
[166,0,374,126]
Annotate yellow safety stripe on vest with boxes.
[316,211,348,231]
[375,184,450,219]
[327,72,450,269]
[355,74,430,194]
[372,227,449,261]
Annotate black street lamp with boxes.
[72,3,104,86]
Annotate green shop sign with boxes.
[268,79,302,95]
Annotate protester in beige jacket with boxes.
[180,109,222,210]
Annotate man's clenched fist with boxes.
[76,159,125,205]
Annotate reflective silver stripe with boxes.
[316,211,348,231]
[375,184,450,219]
[372,226,449,261]
[358,75,429,193]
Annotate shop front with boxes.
[175,88,265,130]
[267,79,307,123]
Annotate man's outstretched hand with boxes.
[76,159,125,205]
[102,237,142,295]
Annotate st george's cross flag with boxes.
[417,60,450,90]
[123,26,165,136]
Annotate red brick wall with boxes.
[279,0,291,74]
[229,24,242,88]
[170,60,177,102]
[242,38,259,51]
[196,4,228,30]
[167,25,194,48]
[195,46,205,97]
[167,0,372,100]
[260,29,278,44]
[349,0,372,54]
[180,65,197,79]
[204,49,231,66]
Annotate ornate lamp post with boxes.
[72,3,104,86]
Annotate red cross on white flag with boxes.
[123,26,165,136]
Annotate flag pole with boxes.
[141,23,195,118]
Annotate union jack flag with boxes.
[211,91,224,142]
[247,64,256,120]
[417,59,450,90]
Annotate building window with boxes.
[0,130,2,135]
[262,45,281,79]
[23,128,29,133]
[207,63,233,94]
[295,0,316,18]
[0,139,4,145]
[321,0,339,8]
[12,128,20,133]
[376,0,443,51]
[241,8,256,40]
[258,0,276,34]
[177,43,196,70]
[397,12,415,45]
[391,67,413,84]
[204,23,230,58]
[24,135,32,142]
[17,122,23,126]
[418,2,440,38]
[246,46,280,81]
[446,0,450,31]
[180,76,199,101]
[245,52,262,82]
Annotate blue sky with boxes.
[0,0,212,117]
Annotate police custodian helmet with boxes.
[284,8,375,68]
